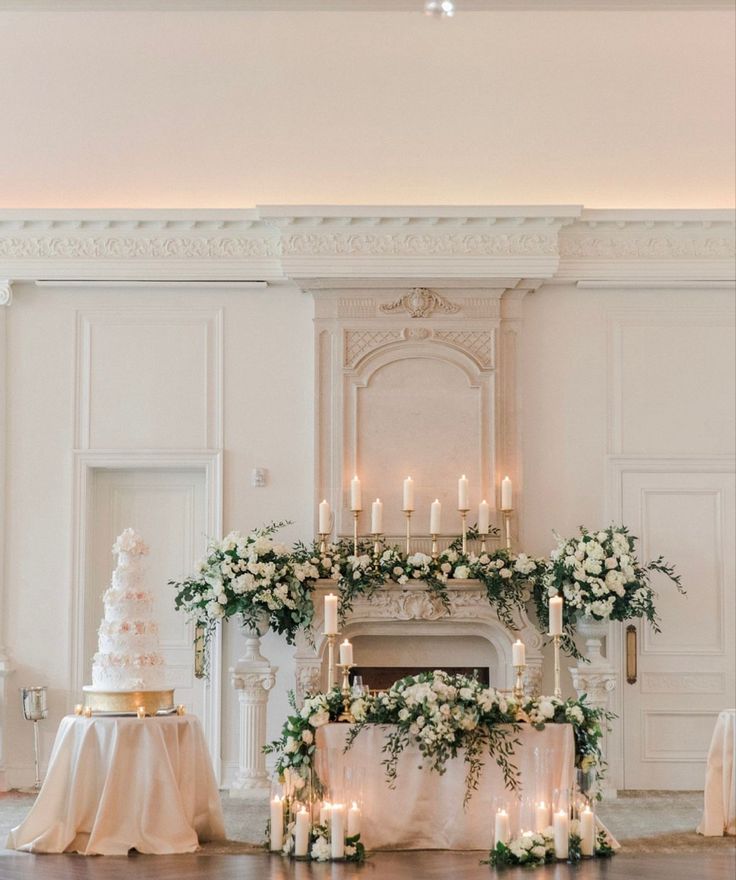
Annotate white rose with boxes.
[500,568,512,579]
[308,709,330,728]
[539,699,555,719]
[454,565,469,580]
[301,729,313,745]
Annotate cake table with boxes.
[7,713,225,855]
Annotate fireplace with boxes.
[351,666,490,691]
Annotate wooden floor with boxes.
[0,850,733,880]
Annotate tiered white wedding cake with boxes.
[82,528,174,714]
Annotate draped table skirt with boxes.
[7,714,226,855]
[698,708,736,837]
[316,722,575,850]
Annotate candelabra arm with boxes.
[319,533,328,555]
[460,510,469,556]
[404,510,413,556]
[553,634,562,699]
[337,663,355,722]
[352,511,359,556]
[513,665,526,703]
[502,509,514,551]
[431,534,439,559]
[324,633,337,691]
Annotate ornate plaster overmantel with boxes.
[0,207,732,287]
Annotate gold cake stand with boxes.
[82,687,175,716]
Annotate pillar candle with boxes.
[501,476,513,511]
[458,474,469,510]
[319,499,331,534]
[580,806,595,856]
[350,476,362,512]
[371,499,383,534]
[478,500,490,535]
[430,499,442,534]
[339,638,353,666]
[403,476,415,512]
[330,803,346,859]
[512,639,526,667]
[348,801,361,838]
[319,801,332,826]
[553,809,569,859]
[549,596,564,636]
[494,809,510,845]
[324,594,339,635]
[535,801,550,833]
[270,795,284,852]
[294,806,310,857]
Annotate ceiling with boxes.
[0,1,731,8]
[0,6,733,209]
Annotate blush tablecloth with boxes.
[698,708,736,837]
[7,714,226,855]
[316,722,575,850]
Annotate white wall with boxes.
[1,277,733,790]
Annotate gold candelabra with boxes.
[403,510,413,556]
[372,533,382,559]
[513,664,526,702]
[480,531,488,554]
[319,532,328,555]
[459,508,470,555]
[337,662,355,722]
[431,533,439,559]
[324,633,337,691]
[501,509,514,551]
[352,511,359,556]
[552,634,562,699]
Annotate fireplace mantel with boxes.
[294,579,544,702]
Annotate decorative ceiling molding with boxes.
[1,1,729,9]
[0,207,733,288]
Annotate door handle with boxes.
[626,625,637,684]
[194,625,206,679]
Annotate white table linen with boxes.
[698,708,736,837]
[7,714,226,855]
[316,722,575,850]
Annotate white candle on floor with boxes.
[403,476,414,512]
[549,595,564,636]
[330,803,346,859]
[324,593,339,635]
[348,801,361,838]
[494,809,510,845]
[580,806,595,856]
[535,801,549,833]
[371,499,383,534]
[512,639,526,667]
[430,499,442,534]
[458,474,469,510]
[319,499,331,534]
[270,795,284,852]
[294,806,310,857]
[320,801,332,826]
[478,499,490,535]
[501,476,513,511]
[553,809,569,859]
[350,475,362,512]
[339,638,353,666]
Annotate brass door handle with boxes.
[194,625,206,679]
[626,625,637,684]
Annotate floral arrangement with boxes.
[533,525,683,656]
[170,522,317,651]
[485,826,613,868]
[306,827,364,863]
[266,670,611,807]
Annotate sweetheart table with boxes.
[316,722,575,850]
[7,714,226,855]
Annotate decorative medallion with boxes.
[379,288,461,319]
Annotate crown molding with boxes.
[0,1,730,10]
[0,207,733,288]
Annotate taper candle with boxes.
[458,474,469,510]
[270,795,284,852]
[403,476,415,512]
[580,806,595,856]
[371,499,383,534]
[330,803,346,859]
[319,499,331,534]
[430,499,442,534]
[549,595,564,636]
[350,475,362,512]
[478,499,490,535]
[324,593,339,635]
[320,801,332,826]
[339,638,353,666]
[501,476,513,511]
[512,639,526,667]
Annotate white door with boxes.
[86,468,208,719]
[621,468,736,789]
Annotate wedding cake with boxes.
[82,528,174,714]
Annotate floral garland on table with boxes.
[170,522,317,659]
[266,671,612,808]
[532,525,684,658]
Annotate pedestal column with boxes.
[229,629,276,798]
[0,286,14,790]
